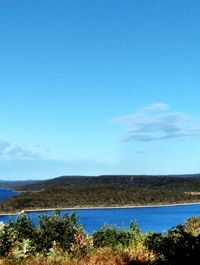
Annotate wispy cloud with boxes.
[113,103,200,142]
[0,139,45,160]
[142,102,169,111]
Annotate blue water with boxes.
[0,203,200,233]
[0,188,18,202]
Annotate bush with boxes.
[0,214,37,257]
[34,210,80,253]
[146,217,200,264]
[9,213,35,241]
[0,211,80,257]
[70,227,93,256]
[93,222,142,249]
[0,222,14,257]
[10,238,35,259]
[0,211,199,265]
[183,216,200,236]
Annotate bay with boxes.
[0,188,19,202]
[0,203,200,233]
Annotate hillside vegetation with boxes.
[12,174,200,191]
[1,175,200,212]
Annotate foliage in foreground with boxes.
[0,212,199,265]
[146,216,200,264]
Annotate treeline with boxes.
[12,175,200,192]
[0,211,199,265]
[0,187,200,212]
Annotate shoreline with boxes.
[0,201,200,216]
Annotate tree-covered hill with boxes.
[1,186,200,212]
[1,175,200,212]
[10,174,200,192]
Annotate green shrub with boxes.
[70,227,93,257]
[93,221,142,249]
[9,213,35,241]
[0,219,22,257]
[0,214,36,257]
[183,216,200,236]
[0,211,80,257]
[10,238,35,260]
[146,218,200,264]
[34,210,80,253]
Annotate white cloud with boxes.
[142,102,169,111]
[0,140,11,151]
[113,103,200,142]
[0,139,44,160]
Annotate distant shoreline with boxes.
[0,201,200,216]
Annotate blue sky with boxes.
[0,0,200,180]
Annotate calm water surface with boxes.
[0,189,18,202]
[0,202,200,233]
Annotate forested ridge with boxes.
[10,174,200,191]
[1,175,200,212]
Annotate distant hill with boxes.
[1,174,200,212]
[0,180,38,189]
[10,174,200,192]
